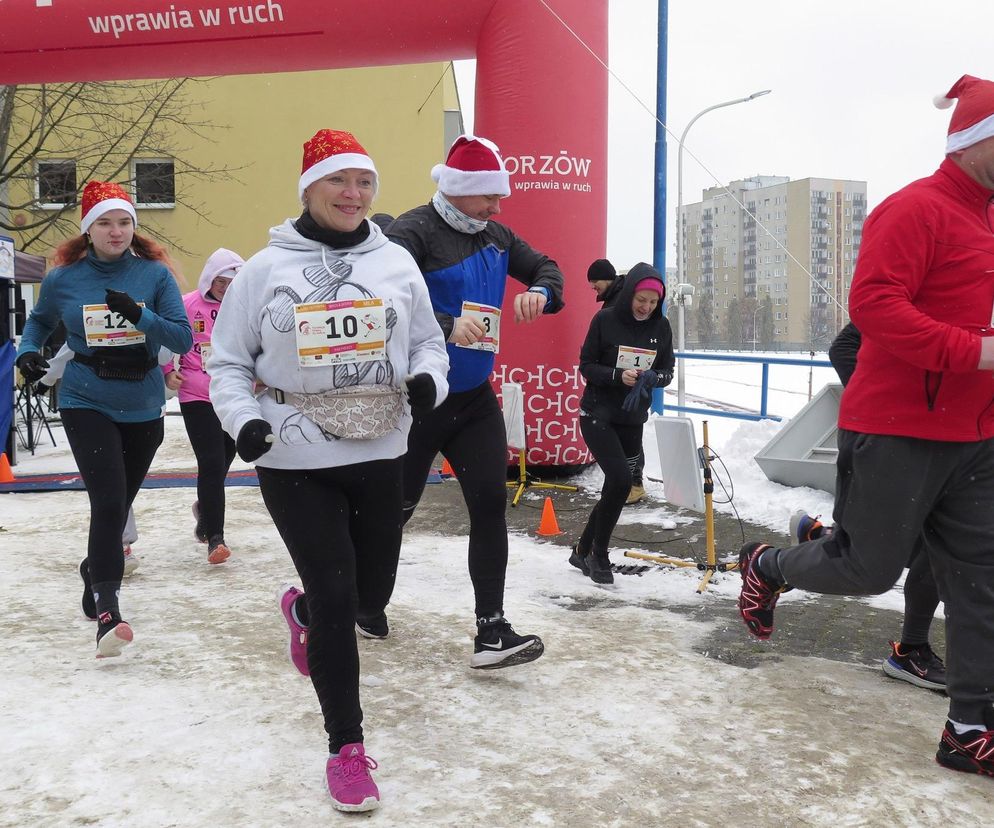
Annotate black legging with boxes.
[62,408,163,588]
[180,400,236,539]
[402,381,508,618]
[902,544,941,646]
[578,415,643,556]
[257,459,402,754]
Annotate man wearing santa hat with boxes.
[387,134,565,669]
[736,75,994,778]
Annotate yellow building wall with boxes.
[11,63,457,290]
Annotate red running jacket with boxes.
[840,158,994,441]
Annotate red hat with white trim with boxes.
[934,75,994,153]
[80,181,137,234]
[299,129,378,203]
[431,134,511,197]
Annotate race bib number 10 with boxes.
[616,345,656,371]
[82,303,146,347]
[293,298,386,368]
[457,301,500,353]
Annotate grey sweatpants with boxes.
[774,429,994,723]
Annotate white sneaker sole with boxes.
[123,555,140,576]
[96,623,134,659]
[330,795,379,813]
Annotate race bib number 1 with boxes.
[457,301,500,353]
[293,298,386,368]
[616,346,656,371]
[82,303,146,347]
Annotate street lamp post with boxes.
[675,89,771,413]
[752,303,762,351]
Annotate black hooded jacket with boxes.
[579,262,675,425]
[597,275,625,308]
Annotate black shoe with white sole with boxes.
[356,612,389,640]
[470,614,544,669]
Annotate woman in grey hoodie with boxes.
[209,130,449,813]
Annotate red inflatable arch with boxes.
[1,0,607,466]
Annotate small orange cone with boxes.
[0,453,14,483]
[441,457,456,478]
[536,496,564,536]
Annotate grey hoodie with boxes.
[209,218,450,470]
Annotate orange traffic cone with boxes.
[536,496,564,536]
[441,457,456,478]
[0,453,14,483]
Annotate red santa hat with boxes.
[80,181,137,234]
[934,75,994,153]
[299,129,378,203]
[431,134,511,197]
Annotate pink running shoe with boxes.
[96,612,134,659]
[277,585,309,676]
[326,743,380,812]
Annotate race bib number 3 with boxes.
[457,301,500,353]
[616,345,656,371]
[293,299,386,367]
[82,303,146,347]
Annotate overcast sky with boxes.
[457,0,994,270]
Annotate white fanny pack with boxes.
[268,384,403,440]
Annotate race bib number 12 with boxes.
[82,303,146,347]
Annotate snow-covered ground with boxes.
[1,354,989,826]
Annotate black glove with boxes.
[236,419,274,462]
[105,289,143,325]
[16,351,50,384]
[621,370,657,413]
[403,373,436,410]
[659,369,674,388]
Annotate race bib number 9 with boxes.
[616,346,656,371]
[82,303,146,347]
[457,301,500,353]
[293,299,386,368]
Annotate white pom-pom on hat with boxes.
[933,95,954,110]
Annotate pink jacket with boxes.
[165,248,244,403]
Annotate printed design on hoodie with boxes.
[266,255,400,445]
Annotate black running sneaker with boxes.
[79,558,97,620]
[96,610,133,659]
[207,534,231,565]
[356,612,389,640]
[738,542,786,640]
[470,614,544,669]
[567,544,589,576]
[586,553,614,585]
[936,720,994,777]
[883,641,946,691]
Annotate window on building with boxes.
[133,159,176,207]
[37,160,77,208]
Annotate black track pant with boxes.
[402,381,508,618]
[257,459,402,753]
[62,409,163,587]
[775,429,994,723]
[180,401,236,539]
[578,415,643,555]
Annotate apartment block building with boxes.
[679,175,867,348]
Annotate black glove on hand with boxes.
[105,289,143,325]
[15,351,50,384]
[621,370,658,413]
[659,369,674,388]
[236,419,274,462]
[403,373,436,410]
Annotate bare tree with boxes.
[695,290,718,346]
[0,79,238,254]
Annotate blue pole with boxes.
[760,362,770,417]
[651,0,668,415]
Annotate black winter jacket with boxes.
[579,262,675,425]
[597,275,625,308]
